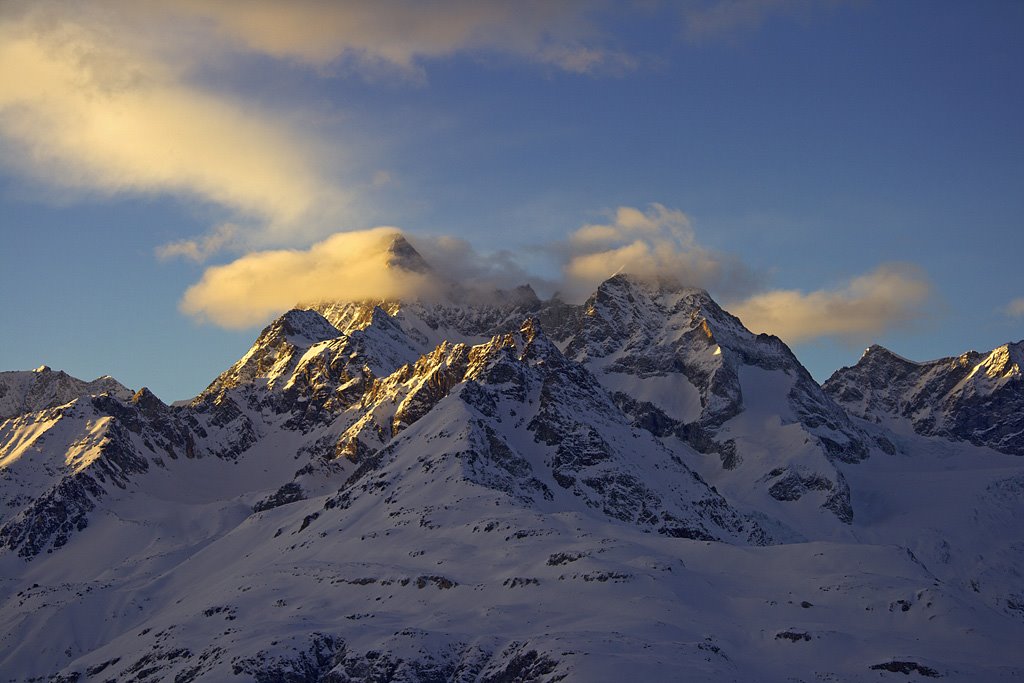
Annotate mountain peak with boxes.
[273,309,341,347]
[384,234,431,274]
[859,344,917,365]
[598,272,709,299]
[827,338,1024,455]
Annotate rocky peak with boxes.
[130,387,166,414]
[825,340,1024,455]
[197,309,342,401]
[0,367,132,420]
[270,309,341,347]
[385,234,432,274]
[972,341,1024,381]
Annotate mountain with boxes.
[824,341,1024,455]
[0,365,132,420]
[310,272,879,534]
[1,240,1023,681]
[536,275,881,535]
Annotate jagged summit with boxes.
[825,339,1024,455]
[0,367,132,420]
[859,344,919,365]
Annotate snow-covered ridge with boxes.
[0,366,132,421]
[825,340,1024,455]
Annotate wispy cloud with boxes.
[680,0,846,44]
[729,264,932,344]
[167,0,631,77]
[156,224,242,264]
[0,0,633,262]
[561,203,758,301]
[1005,297,1024,319]
[0,8,348,248]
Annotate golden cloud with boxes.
[180,228,442,328]
[0,14,345,238]
[562,203,751,301]
[729,264,932,344]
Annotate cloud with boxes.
[178,206,934,347]
[413,235,555,296]
[181,228,442,328]
[180,226,557,328]
[1006,298,1024,319]
[561,203,758,301]
[0,9,348,244]
[728,264,932,344]
[0,0,635,257]
[680,0,845,44]
[156,224,243,263]
[167,0,631,76]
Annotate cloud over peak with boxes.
[562,203,757,301]
[180,205,935,349]
[180,227,437,328]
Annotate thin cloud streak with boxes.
[680,0,848,44]
[168,0,632,77]
[156,224,243,264]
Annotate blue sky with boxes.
[1,0,1022,402]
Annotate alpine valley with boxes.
[2,238,1022,682]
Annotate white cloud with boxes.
[1005,298,1024,319]
[561,203,756,301]
[729,264,932,344]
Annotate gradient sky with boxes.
[1,0,1022,402]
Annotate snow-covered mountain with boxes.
[0,365,132,420]
[1,238,1022,681]
[824,341,1024,455]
